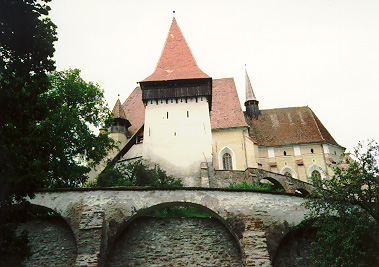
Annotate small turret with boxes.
[244,68,260,119]
[110,97,131,136]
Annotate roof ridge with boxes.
[260,105,308,111]
[307,106,326,142]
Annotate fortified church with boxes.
[93,17,345,187]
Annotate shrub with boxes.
[95,160,183,187]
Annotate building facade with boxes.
[93,17,345,186]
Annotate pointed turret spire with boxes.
[245,68,257,101]
[142,17,210,82]
[244,68,260,119]
[110,97,131,135]
[112,97,128,120]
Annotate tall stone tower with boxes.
[139,17,213,185]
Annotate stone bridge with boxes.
[212,168,314,196]
[247,168,314,195]
[25,187,311,266]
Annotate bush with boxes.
[227,181,283,192]
[96,168,131,187]
[95,160,183,187]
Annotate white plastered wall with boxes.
[142,97,212,184]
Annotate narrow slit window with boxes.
[167,112,169,119]
[187,111,189,118]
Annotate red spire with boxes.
[142,17,210,82]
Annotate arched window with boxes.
[222,153,233,170]
[281,166,297,178]
[284,172,292,178]
[311,170,321,179]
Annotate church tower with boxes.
[139,16,213,185]
[244,69,260,119]
[109,97,131,149]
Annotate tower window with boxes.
[283,151,287,156]
[174,132,176,136]
[167,112,169,119]
[311,148,314,153]
[222,153,233,170]
[187,111,189,118]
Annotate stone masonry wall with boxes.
[105,217,243,266]
[17,218,77,266]
[211,170,246,188]
[29,189,309,266]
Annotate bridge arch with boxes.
[14,203,78,266]
[272,219,316,266]
[295,188,310,197]
[105,201,244,266]
[259,176,286,192]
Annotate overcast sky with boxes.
[49,0,379,154]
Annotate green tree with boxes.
[0,0,57,264]
[45,68,114,187]
[0,0,57,205]
[0,1,115,264]
[304,140,379,267]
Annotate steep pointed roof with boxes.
[142,17,210,82]
[245,69,257,101]
[112,98,128,120]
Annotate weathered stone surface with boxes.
[28,188,309,265]
[105,217,243,266]
[272,224,315,267]
[17,219,77,267]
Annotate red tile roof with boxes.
[210,78,248,129]
[247,106,341,147]
[122,87,145,135]
[141,18,210,82]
